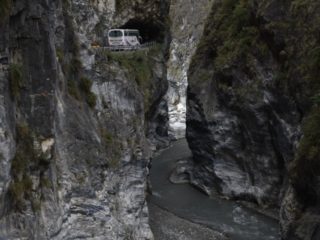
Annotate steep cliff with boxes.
[0,0,169,239]
[166,0,213,139]
[186,0,320,239]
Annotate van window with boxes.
[126,31,140,37]
[109,30,123,37]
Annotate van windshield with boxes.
[109,30,123,37]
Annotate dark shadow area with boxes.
[119,18,165,43]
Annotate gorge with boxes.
[0,0,320,240]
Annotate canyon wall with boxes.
[166,0,213,139]
[185,0,320,239]
[0,0,169,239]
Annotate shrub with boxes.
[56,48,64,62]
[79,77,92,93]
[101,128,113,145]
[213,0,266,71]
[290,107,320,204]
[115,0,125,12]
[67,79,80,100]
[9,63,23,99]
[105,50,154,107]
[70,57,82,73]
[108,157,120,169]
[86,92,97,108]
[79,77,97,108]
[0,0,12,23]
[311,93,320,104]
[8,175,33,211]
[9,123,36,211]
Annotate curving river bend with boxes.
[148,139,279,240]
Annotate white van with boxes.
[107,29,142,47]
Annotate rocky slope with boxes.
[185,0,320,239]
[0,0,169,239]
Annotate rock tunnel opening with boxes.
[119,18,165,43]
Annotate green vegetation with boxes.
[104,48,160,107]
[9,63,23,100]
[56,48,64,62]
[311,93,320,104]
[79,77,92,93]
[65,58,97,108]
[94,16,107,39]
[40,177,52,189]
[189,0,268,103]
[100,127,122,168]
[79,77,97,108]
[115,0,126,12]
[108,157,120,169]
[86,92,97,108]
[197,69,213,83]
[124,226,134,240]
[193,0,268,73]
[8,176,33,211]
[97,45,163,114]
[290,107,320,204]
[67,79,80,100]
[284,0,320,204]
[70,57,82,73]
[60,6,96,107]
[58,9,97,108]
[0,0,11,23]
[106,51,152,86]
[58,42,97,108]
[190,0,320,204]
[8,123,53,211]
[9,123,35,211]
[101,128,113,145]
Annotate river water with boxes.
[148,139,280,240]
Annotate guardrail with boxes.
[93,41,157,54]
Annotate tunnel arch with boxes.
[119,18,165,43]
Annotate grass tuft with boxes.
[0,0,12,23]
[9,64,23,100]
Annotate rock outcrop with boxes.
[185,0,320,239]
[2,0,320,239]
[0,0,169,239]
[166,0,213,139]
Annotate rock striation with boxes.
[185,0,320,239]
[0,0,169,239]
[166,0,213,139]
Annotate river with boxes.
[148,139,280,240]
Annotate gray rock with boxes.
[184,1,320,239]
[149,202,228,240]
[0,0,170,239]
[166,0,213,140]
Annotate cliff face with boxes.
[166,0,213,139]
[0,0,169,239]
[186,0,320,239]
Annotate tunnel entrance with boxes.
[119,18,165,43]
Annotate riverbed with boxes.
[148,139,279,240]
